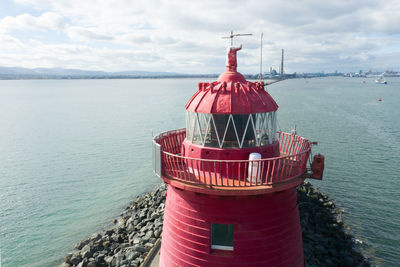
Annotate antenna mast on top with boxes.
[221,30,252,46]
[280,49,284,78]
[258,32,263,82]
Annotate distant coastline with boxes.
[0,74,221,80]
[0,66,342,80]
[0,73,341,80]
[1,66,399,80]
[0,67,216,80]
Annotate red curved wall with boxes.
[160,186,304,267]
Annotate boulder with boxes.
[90,233,102,242]
[112,253,124,266]
[104,256,114,265]
[111,233,120,243]
[96,253,105,262]
[77,259,87,267]
[75,239,89,250]
[144,242,154,249]
[154,230,160,238]
[125,250,140,261]
[102,241,110,249]
[134,245,149,253]
[70,254,82,266]
[105,230,113,236]
[64,253,73,264]
[81,249,92,259]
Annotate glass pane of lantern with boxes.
[256,113,270,146]
[232,114,249,146]
[241,114,257,148]
[205,115,221,147]
[192,114,202,145]
[198,113,212,146]
[254,113,262,144]
[222,116,239,148]
[270,111,277,142]
[186,111,196,142]
[213,114,230,147]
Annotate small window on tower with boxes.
[211,223,234,251]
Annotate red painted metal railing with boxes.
[153,128,311,188]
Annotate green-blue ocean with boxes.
[0,77,399,266]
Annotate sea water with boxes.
[0,77,399,266]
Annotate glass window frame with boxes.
[211,223,234,251]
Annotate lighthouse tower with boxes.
[153,41,323,266]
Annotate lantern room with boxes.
[185,111,277,148]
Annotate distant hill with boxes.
[0,66,197,79]
[0,66,286,80]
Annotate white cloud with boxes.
[0,12,64,32]
[0,34,25,48]
[116,33,152,45]
[2,0,400,72]
[66,26,114,42]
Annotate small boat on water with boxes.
[376,76,387,84]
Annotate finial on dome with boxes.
[226,45,242,72]
[221,31,252,72]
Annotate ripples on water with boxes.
[0,77,399,266]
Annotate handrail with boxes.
[153,128,311,189]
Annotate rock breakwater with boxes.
[61,184,167,267]
[298,182,371,266]
[61,182,371,267]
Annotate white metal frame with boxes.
[211,245,234,251]
[186,111,277,149]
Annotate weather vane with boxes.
[221,30,252,46]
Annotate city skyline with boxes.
[0,0,400,74]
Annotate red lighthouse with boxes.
[153,38,324,266]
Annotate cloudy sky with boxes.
[0,0,399,74]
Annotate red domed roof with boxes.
[185,46,278,114]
